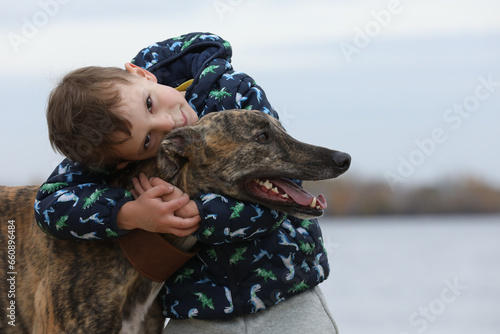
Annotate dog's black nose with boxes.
[332,151,351,172]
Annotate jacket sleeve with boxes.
[131,32,232,89]
[131,32,280,120]
[34,158,133,240]
[192,193,287,244]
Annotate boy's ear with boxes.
[124,63,157,83]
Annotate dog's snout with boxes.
[332,151,351,173]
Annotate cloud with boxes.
[3,0,500,76]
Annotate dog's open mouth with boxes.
[246,178,327,211]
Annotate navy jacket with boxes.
[35,33,330,319]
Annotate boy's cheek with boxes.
[185,107,199,126]
[144,149,159,160]
[115,161,131,170]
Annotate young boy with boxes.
[36,32,338,333]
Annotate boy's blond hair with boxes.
[47,66,133,170]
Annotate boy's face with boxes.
[113,64,199,165]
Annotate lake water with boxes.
[318,215,500,334]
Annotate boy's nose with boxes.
[156,115,175,133]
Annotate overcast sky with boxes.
[2,0,500,190]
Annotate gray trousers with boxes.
[164,286,338,334]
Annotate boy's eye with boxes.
[146,96,153,113]
[144,134,151,149]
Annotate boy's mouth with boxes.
[180,109,188,127]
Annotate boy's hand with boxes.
[148,177,200,219]
[117,174,200,236]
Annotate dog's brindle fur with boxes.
[0,110,350,333]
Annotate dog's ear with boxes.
[157,127,203,180]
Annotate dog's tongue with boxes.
[271,178,327,209]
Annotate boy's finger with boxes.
[130,189,139,200]
[132,177,145,195]
[145,184,175,199]
[158,216,201,236]
[149,177,175,195]
[138,173,153,190]
[162,193,191,211]
[149,177,174,189]
[169,223,200,237]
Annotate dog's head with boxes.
[157,110,350,218]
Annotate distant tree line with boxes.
[303,176,500,216]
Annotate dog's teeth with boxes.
[263,180,273,190]
[282,193,289,199]
[271,187,279,193]
[309,197,317,208]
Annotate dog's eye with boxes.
[255,132,269,143]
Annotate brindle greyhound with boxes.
[0,110,350,333]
